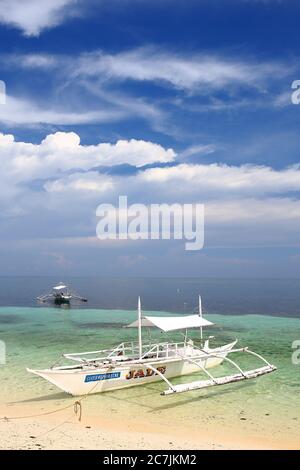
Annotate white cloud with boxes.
[2,130,299,206]
[13,53,57,69]
[0,49,293,129]
[0,0,81,36]
[206,198,300,225]
[0,81,165,128]
[75,47,290,92]
[139,163,300,197]
[0,95,123,126]
[179,144,216,159]
[44,171,114,193]
[1,130,300,254]
[6,49,291,93]
[0,131,175,184]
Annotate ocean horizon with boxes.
[0,276,299,317]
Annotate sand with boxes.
[0,401,298,450]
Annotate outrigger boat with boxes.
[27,297,276,396]
[37,282,87,305]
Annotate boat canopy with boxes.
[53,285,67,290]
[127,314,213,332]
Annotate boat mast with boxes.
[199,295,203,346]
[138,296,142,359]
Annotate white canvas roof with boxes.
[127,314,213,332]
[126,317,157,328]
[53,285,67,290]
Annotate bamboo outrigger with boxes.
[27,297,276,396]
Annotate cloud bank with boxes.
[0,130,299,243]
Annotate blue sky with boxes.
[0,0,300,277]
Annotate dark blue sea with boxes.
[0,276,299,317]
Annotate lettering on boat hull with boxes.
[84,371,121,382]
[126,366,166,380]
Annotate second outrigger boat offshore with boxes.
[37,282,87,305]
[27,297,276,396]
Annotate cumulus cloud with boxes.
[206,198,300,225]
[0,0,81,36]
[2,130,300,203]
[1,130,300,258]
[138,163,300,197]
[41,155,300,247]
[44,172,114,194]
[0,131,175,182]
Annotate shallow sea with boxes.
[0,298,299,446]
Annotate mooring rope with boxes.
[0,375,104,449]
[0,402,80,422]
[73,401,82,422]
[0,375,101,423]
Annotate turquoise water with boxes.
[0,306,300,445]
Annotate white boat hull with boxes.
[28,342,236,396]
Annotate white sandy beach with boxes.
[0,400,298,450]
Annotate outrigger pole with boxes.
[138,296,142,359]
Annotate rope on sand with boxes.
[0,379,103,448]
[0,379,100,423]
[0,401,80,422]
[73,401,82,422]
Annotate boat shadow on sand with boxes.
[8,380,255,411]
[8,391,72,405]
[84,380,256,413]
[147,381,256,413]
